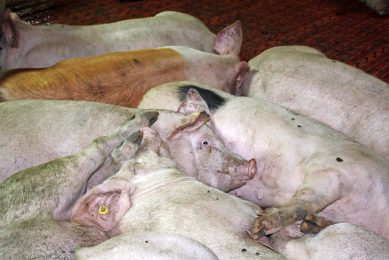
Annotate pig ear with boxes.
[71,189,131,232]
[168,111,210,140]
[177,88,210,115]
[2,9,19,48]
[214,20,242,57]
[229,62,250,95]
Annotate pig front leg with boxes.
[252,169,343,239]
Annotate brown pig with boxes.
[0,45,249,107]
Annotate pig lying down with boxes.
[0,45,248,107]
[272,223,389,260]
[241,46,389,160]
[72,127,281,259]
[138,81,389,239]
[0,112,157,259]
[0,5,242,70]
[0,100,255,187]
[0,118,275,259]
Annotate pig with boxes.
[72,127,282,260]
[0,46,249,107]
[138,81,389,239]
[240,46,389,160]
[360,0,389,15]
[271,223,389,260]
[0,4,243,70]
[0,100,256,189]
[0,112,157,259]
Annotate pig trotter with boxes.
[300,212,334,234]
[252,206,309,239]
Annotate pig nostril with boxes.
[248,158,257,178]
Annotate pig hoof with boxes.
[252,210,283,238]
[300,212,334,234]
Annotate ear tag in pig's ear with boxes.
[71,189,131,232]
[168,111,210,141]
[98,205,109,215]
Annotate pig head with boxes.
[153,111,256,192]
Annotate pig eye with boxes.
[199,137,212,150]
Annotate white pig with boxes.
[72,127,282,260]
[271,223,389,260]
[0,6,242,70]
[138,81,389,239]
[240,46,389,160]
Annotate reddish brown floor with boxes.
[16,0,389,82]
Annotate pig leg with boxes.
[300,212,334,234]
[252,169,343,239]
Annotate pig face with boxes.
[167,112,256,192]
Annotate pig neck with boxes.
[131,168,193,200]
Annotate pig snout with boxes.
[212,157,257,192]
[248,158,257,178]
[225,158,256,180]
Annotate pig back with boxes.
[0,100,138,181]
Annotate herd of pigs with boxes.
[0,2,388,259]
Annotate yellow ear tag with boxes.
[98,205,109,215]
[192,112,200,117]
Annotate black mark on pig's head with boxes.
[178,85,226,112]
